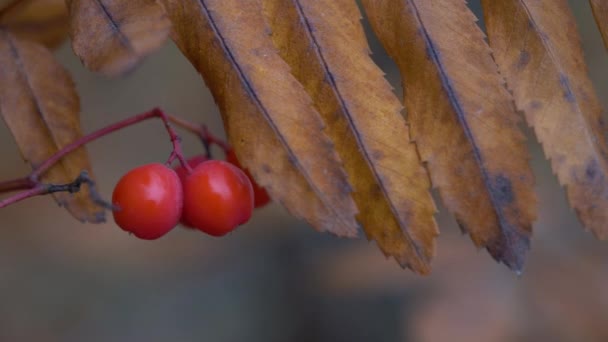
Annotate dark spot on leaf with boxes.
[286,154,298,166]
[579,159,608,199]
[586,159,598,180]
[489,174,514,205]
[516,51,530,69]
[559,74,575,103]
[261,164,271,173]
[529,100,542,111]
[371,149,384,160]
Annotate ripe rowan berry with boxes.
[182,160,254,236]
[112,163,182,240]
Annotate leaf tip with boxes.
[488,226,530,274]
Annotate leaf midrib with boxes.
[292,0,426,262]
[2,30,71,176]
[407,0,525,264]
[93,0,134,53]
[518,0,608,174]
[195,0,354,233]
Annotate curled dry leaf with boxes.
[161,0,360,237]
[482,0,608,239]
[66,0,171,76]
[0,30,105,223]
[590,0,608,49]
[261,0,438,273]
[362,0,538,272]
[0,0,69,49]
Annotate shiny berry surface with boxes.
[112,163,182,240]
[182,160,254,236]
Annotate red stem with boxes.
[0,177,35,193]
[0,108,195,208]
[167,116,231,153]
[30,108,191,181]
[0,185,47,208]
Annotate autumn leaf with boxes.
[0,0,69,49]
[261,0,438,273]
[482,0,608,239]
[66,0,171,76]
[362,0,538,272]
[0,29,105,223]
[590,0,608,49]
[161,0,360,237]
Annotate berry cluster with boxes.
[112,149,270,240]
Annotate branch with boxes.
[0,108,211,210]
[30,108,192,181]
[0,177,35,193]
[166,115,231,156]
[0,171,115,209]
[0,107,233,210]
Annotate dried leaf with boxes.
[261,0,438,273]
[482,0,608,238]
[161,0,359,237]
[590,0,608,49]
[0,30,104,223]
[66,0,171,76]
[0,0,69,49]
[362,0,537,271]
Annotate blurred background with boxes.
[1,0,608,341]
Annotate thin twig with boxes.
[29,108,192,181]
[0,171,116,209]
[0,185,47,208]
[167,115,230,154]
[0,108,198,209]
[0,177,35,193]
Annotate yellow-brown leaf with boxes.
[261,0,438,273]
[362,0,538,272]
[482,0,608,238]
[590,0,608,49]
[0,0,68,49]
[0,30,104,222]
[161,0,359,237]
[66,0,171,76]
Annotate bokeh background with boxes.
[1,1,608,341]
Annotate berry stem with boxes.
[0,184,47,208]
[0,108,196,208]
[166,115,231,154]
[0,171,115,209]
[0,177,36,193]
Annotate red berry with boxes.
[112,163,183,240]
[225,149,271,208]
[174,155,208,228]
[182,160,254,236]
